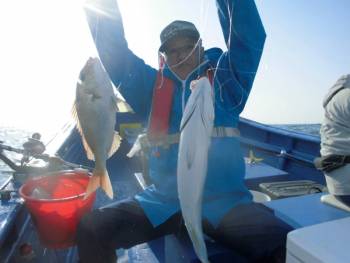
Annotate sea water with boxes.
[0,127,33,186]
[274,124,321,137]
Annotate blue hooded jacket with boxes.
[85,0,266,227]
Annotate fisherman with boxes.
[317,74,350,206]
[77,0,292,262]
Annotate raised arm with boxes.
[84,0,157,121]
[215,0,266,115]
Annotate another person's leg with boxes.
[76,198,182,263]
[204,202,293,263]
[334,195,350,206]
[325,164,350,206]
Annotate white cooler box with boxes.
[286,216,350,263]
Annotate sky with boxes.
[0,0,349,140]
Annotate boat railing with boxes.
[239,137,316,167]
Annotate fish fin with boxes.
[110,94,119,112]
[90,87,102,99]
[186,141,195,169]
[84,171,100,200]
[71,101,78,123]
[180,87,201,132]
[116,97,133,113]
[200,87,214,134]
[71,100,95,161]
[100,169,114,199]
[108,132,122,158]
[84,169,114,199]
[83,136,95,160]
[180,104,196,132]
[71,103,83,136]
[111,83,134,113]
[71,81,82,125]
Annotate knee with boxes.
[76,211,116,263]
[76,211,101,245]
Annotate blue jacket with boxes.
[85,0,266,227]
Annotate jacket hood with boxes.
[204,47,223,68]
[323,74,350,108]
[160,47,224,83]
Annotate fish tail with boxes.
[100,169,114,199]
[187,223,209,263]
[84,172,100,200]
[84,169,114,200]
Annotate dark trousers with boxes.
[76,199,292,263]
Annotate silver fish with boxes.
[72,57,121,199]
[31,187,51,199]
[177,77,214,263]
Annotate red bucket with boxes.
[19,170,96,249]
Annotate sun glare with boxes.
[2,0,344,134]
[0,0,97,141]
[0,0,223,142]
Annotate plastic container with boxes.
[250,190,271,202]
[259,180,326,199]
[19,170,96,249]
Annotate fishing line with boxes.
[224,0,265,112]
[196,0,246,112]
[163,0,247,113]
[43,121,75,149]
[93,11,99,46]
[157,51,166,89]
[196,0,210,79]
[159,37,203,70]
[215,1,246,112]
[158,0,208,80]
[22,119,74,167]
[43,6,101,152]
[159,1,209,75]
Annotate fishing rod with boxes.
[0,133,92,176]
[0,134,92,202]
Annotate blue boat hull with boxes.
[0,115,340,263]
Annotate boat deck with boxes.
[1,117,349,262]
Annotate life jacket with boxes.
[147,69,214,142]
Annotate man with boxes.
[318,74,350,205]
[77,0,292,262]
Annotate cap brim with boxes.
[159,31,200,52]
